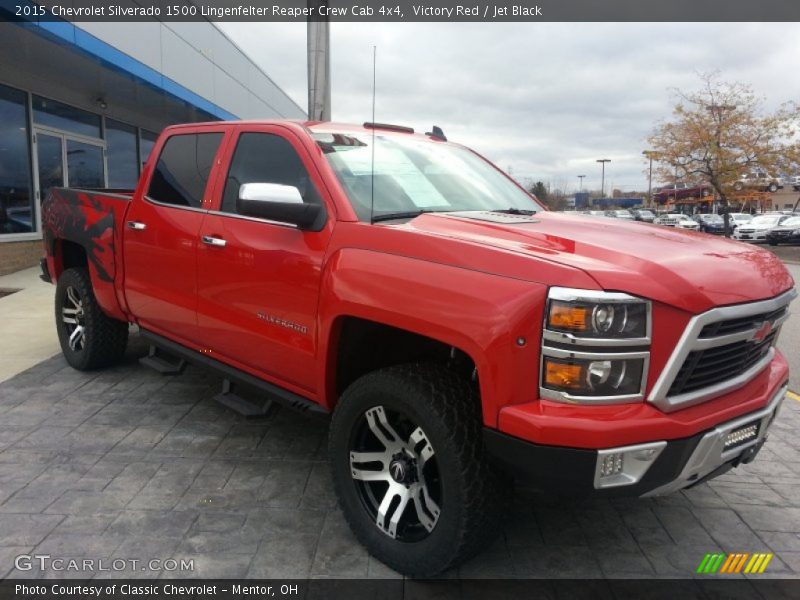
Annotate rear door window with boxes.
[147,133,223,208]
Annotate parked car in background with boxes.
[653,182,712,203]
[654,213,701,230]
[788,175,800,191]
[733,171,783,193]
[604,209,635,220]
[588,210,606,217]
[727,213,753,230]
[692,213,726,234]
[766,216,800,245]
[733,214,790,242]
[631,208,656,223]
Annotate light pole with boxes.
[577,175,585,193]
[596,159,610,198]
[642,150,656,208]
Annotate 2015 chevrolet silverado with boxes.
[41,120,796,576]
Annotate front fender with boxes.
[317,247,547,426]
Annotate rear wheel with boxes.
[55,267,128,370]
[329,364,504,577]
[733,181,744,191]
[768,183,778,193]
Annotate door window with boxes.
[106,119,138,188]
[66,140,105,189]
[147,133,223,208]
[32,95,101,139]
[36,134,64,201]
[220,133,321,214]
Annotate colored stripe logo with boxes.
[696,552,773,574]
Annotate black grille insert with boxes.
[668,331,776,396]
[699,307,786,338]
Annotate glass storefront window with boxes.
[0,84,33,235]
[66,140,105,189]
[32,95,101,139]
[106,119,138,189]
[140,130,158,171]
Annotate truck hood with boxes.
[402,211,794,313]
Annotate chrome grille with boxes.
[648,289,796,412]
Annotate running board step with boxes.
[139,345,187,375]
[214,379,277,418]
[138,329,329,418]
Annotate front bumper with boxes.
[485,382,787,497]
[734,231,768,242]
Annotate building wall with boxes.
[0,20,305,273]
[0,241,41,276]
[76,22,306,120]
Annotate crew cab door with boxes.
[196,126,335,395]
[123,130,225,343]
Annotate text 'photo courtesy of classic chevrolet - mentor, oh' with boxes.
[39,119,796,577]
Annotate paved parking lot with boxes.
[0,334,799,581]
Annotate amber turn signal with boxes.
[548,302,588,331]
[544,360,584,390]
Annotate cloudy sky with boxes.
[219,22,800,194]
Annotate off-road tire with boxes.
[55,267,128,370]
[329,363,505,577]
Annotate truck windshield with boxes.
[313,132,542,222]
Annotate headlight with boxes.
[540,287,651,404]
[546,288,650,340]
[543,355,646,398]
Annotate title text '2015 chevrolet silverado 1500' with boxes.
[41,120,795,576]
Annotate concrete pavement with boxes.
[0,266,59,384]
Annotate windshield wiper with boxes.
[371,209,440,223]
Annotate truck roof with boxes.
[162,119,443,142]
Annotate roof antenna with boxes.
[369,45,377,225]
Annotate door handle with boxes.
[201,235,227,248]
[126,221,147,230]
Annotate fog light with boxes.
[724,423,759,450]
[599,453,624,478]
[594,441,667,489]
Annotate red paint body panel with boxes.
[41,188,130,321]
[316,245,548,423]
[41,119,796,462]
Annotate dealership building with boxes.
[0,17,305,274]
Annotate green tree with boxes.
[529,181,549,202]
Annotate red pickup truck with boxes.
[41,120,795,576]
[653,182,713,204]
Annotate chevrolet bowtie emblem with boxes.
[752,321,773,343]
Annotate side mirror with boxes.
[237,183,325,230]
